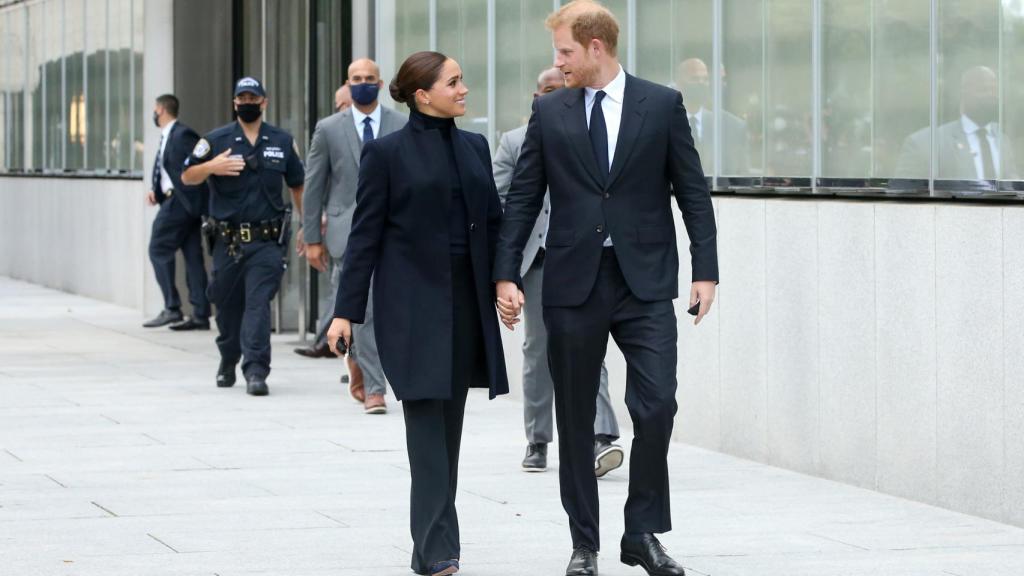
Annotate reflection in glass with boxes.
[437,0,489,136]
[66,0,86,170]
[495,0,555,136]
[723,0,764,178]
[85,0,107,170]
[28,2,42,170]
[822,0,871,179]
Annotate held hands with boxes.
[305,242,329,273]
[495,280,525,331]
[208,149,246,177]
[326,317,352,356]
[690,280,717,326]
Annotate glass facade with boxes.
[377,0,1024,199]
[0,0,143,175]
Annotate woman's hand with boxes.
[495,280,525,330]
[327,317,352,356]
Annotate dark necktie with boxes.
[976,126,996,180]
[151,134,164,194]
[362,117,374,143]
[589,90,609,182]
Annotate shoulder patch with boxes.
[192,138,211,158]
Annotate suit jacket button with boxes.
[469,223,477,231]
[603,192,610,199]
[596,225,604,234]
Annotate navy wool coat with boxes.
[334,111,510,401]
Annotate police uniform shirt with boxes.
[185,121,304,223]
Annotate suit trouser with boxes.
[314,257,388,396]
[544,248,678,551]
[402,255,482,574]
[521,251,619,444]
[208,239,285,380]
[148,196,209,318]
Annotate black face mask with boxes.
[236,103,263,123]
[152,112,160,128]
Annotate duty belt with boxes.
[217,218,284,244]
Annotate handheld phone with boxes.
[687,301,701,316]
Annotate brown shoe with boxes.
[347,356,365,403]
[364,394,387,415]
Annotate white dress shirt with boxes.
[352,102,382,140]
[158,120,176,193]
[584,65,626,246]
[960,114,1001,179]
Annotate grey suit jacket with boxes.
[303,105,407,257]
[695,108,750,176]
[894,118,1019,181]
[493,125,550,278]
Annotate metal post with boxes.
[928,0,937,195]
[811,0,821,192]
[712,0,722,189]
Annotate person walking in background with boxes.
[327,51,508,576]
[493,67,623,476]
[182,77,305,397]
[143,94,210,331]
[494,2,718,574]
[298,58,406,414]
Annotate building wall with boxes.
[504,196,1024,529]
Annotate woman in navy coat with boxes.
[327,51,509,576]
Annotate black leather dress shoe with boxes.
[169,316,210,331]
[620,534,685,576]
[522,443,547,472]
[216,361,237,388]
[566,547,598,576]
[143,309,183,328]
[246,376,269,396]
[293,342,336,358]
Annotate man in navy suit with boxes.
[144,94,210,330]
[494,2,718,575]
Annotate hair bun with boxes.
[389,80,407,104]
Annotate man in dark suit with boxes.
[144,94,210,330]
[493,2,718,575]
[675,58,750,176]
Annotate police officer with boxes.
[182,77,305,396]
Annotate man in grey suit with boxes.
[493,67,623,476]
[676,58,750,176]
[894,66,1018,190]
[301,58,407,414]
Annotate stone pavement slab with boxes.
[1,276,1023,575]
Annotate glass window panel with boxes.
[1003,1,1024,183]
[27,1,42,170]
[0,12,5,170]
[437,0,489,136]
[638,0,724,176]
[4,8,26,170]
[764,0,811,179]
[66,0,86,170]
[109,0,132,171]
[377,0,430,109]
[821,1,871,179]
[723,0,764,178]
[85,0,107,170]
[879,0,931,184]
[132,0,143,171]
[42,0,62,170]
[314,0,347,119]
[935,0,1001,187]
[494,0,556,137]
[241,0,263,80]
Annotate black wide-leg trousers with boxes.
[543,248,679,551]
[402,254,485,574]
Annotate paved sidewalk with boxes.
[1,276,1023,576]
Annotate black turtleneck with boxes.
[410,107,469,255]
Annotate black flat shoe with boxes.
[246,376,269,396]
[429,559,459,576]
[143,309,183,328]
[216,360,237,388]
[566,547,598,576]
[594,438,624,478]
[169,316,210,331]
[620,533,685,576]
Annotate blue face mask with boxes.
[350,83,380,106]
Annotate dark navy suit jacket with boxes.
[494,74,719,306]
[159,121,208,216]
